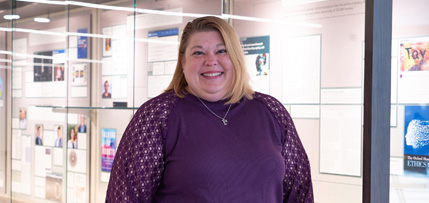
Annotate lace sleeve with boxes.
[105,92,177,202]
[281,110,313,203]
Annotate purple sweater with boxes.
[106,91,313,203]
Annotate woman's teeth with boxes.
[202,72,222,77]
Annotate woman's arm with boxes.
[281,111,313,203]
[105,92,177,202]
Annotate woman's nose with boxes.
[205,53,218,66]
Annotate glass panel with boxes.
[9,2,76,203]
[233,0,365,202]
[0,3,8,196]
[390,0,429,202]
[2,0,394,202]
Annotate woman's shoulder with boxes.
[252,92,284,109]
[132,91,180,123]
[138,91,179,111]
[252,92,291,127]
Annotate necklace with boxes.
[197,97,232,125]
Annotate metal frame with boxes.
[363,0,393,202]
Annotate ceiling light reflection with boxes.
[3,15,20,20]
[17,0,321,28]
[0,26,179,45]
[34,17,51,23]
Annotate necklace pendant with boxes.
[222,118,228,125]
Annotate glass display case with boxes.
[389,0,429,202]
[0,16,7,196]
[0,0,428,202]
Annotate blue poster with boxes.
[404,106,429,174]
[78,28,88,59]
[101,128,116,172]
[240,36,270,94]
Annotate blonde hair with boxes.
[165,16,253,104]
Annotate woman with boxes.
[106,16,313,202]
[68,127,77,149]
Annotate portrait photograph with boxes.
[101,77,112,99]
[35,124,44,146]
[54,64,65,81]
[19,108,27,130]
[67,125,78,149]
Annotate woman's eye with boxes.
[217,49,227,54]
[192,51,204,55]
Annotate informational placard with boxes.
[12,130,22,159]
[101,128,116,172]
[67,172,86,203]
[12,135,31,195]
[102,25,127,75]
[283,35,321,104]
[12,67,22,89]
[320,105,362,177]
[12,38,27,60]
[34,146,52,177]
[404,106,429,174]
[147,29,179,98]
[241,36,270,94]
[71,63,88,86]
[398,38,429,104]
[321,88,362,104]
[148,29,179,62]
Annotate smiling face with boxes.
[70,128,76,140]
[182,31,234,102]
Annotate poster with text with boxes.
[241,36,270,94]
[77,28,88,59]
[400,41,429,72]
[404,106,429,175]
[71,63,88,86]
[148,29,179,62]
[398,38,429,103]
[101,128,116,172]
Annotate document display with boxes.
[283,35,321,104]
[320,105,362,176]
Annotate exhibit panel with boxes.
[233,0,365,202]
[390,0,429,202]
[8,3,92,203]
